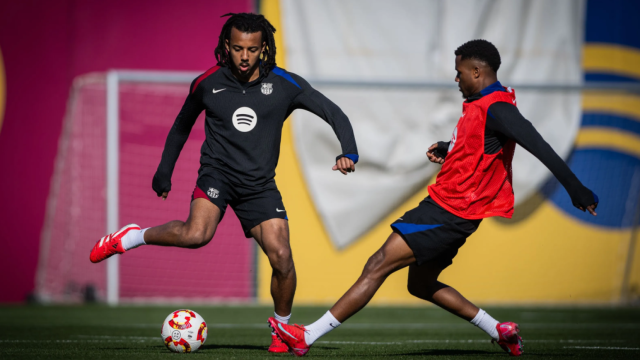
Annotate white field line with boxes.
[0,340,154,343]
[318,339,626,345]
[116,322,640,329]
[1,337,626,345]
[563,346,639,350]
[75,335,158,340]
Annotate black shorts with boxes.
[193,168,287,238]
[391,197,481,268]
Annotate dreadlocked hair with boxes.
[455,39,501,73]
[215,13,277,76]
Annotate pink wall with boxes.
[0,0,252,302]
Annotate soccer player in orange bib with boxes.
[269,39,598,357]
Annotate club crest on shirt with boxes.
[261,83,273,95]
[207,188,219,198]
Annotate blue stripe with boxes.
[582,114,640,136]
[344,154,359,164]
[585,0,640,49]
[272,67,301,89]
[391,223,442,235]
[585,73,640,83]
[480,81,505,96]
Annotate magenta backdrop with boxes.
[0,0,252,302]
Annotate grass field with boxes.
[1,305,639,359]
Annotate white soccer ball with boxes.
[161,309,208,353]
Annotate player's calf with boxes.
[142,220,216,249]
[180,228,214,249]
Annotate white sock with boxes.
[273,312,291,335]
[304,311,340,346]
[122,228,148,251]
[470,308,499,340]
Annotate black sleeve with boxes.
[152,79,204,196]
[289,73,359,162]
[487,101,598,210]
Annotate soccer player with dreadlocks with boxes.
[269,39,599,357]
[89,13,358,353]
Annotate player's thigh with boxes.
[250,218,291,261]
[184,198,222,242]
[233,180,287,242]
[366,232,417,276]
[189,171,232,242]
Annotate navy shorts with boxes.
[391,197,481,268]
[193,169,287,238]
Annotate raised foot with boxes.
[89,224,140,263]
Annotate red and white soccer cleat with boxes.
[89,224,140,263]
[493,321,523,356]
[268,317,310,357]
[268,334,289,353]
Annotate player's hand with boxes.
[579,203,598,216]
[426,143,445,164]
[333,157,355,175]
[159,191,169,201]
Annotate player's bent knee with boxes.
[407,277,440,301]
[407,282,429,300]
[269,248,294,272]
[362,250,387,279]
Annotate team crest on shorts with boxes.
[207,188,219,198]
[261,83,273,95]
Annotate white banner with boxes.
[282,0,585,248]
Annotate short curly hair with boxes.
[454,39,501,73]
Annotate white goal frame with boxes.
[105,70,199,305]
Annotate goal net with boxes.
[36,71,256,304]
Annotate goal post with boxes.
[105,70,199,305]
[37,70,256,304]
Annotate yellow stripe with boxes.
[575,128,640,158]
[260,0,286,68]
[0,46,5,133]
[258,0,284,303]
[582,92,640,121]
[583,44,640,80]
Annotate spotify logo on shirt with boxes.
[232,107,257,132]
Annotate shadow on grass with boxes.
[396,350,496,357]
[200,344,267,351]
[399,349,572,357]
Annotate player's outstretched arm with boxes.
[487,102,598,215]
[152,79,204,199]
[289,72,359,175]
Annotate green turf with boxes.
[1,305,639,359]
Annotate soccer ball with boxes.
[161,309,208,353]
